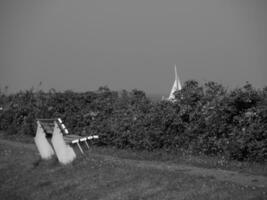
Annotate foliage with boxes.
[0,81,266,162]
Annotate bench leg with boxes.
[84,140,90,149]
[76,142,84,154]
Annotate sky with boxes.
[0,0,266,95]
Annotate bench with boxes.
[36,118,99,154]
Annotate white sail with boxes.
[168,65,182,100]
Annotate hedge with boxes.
[0,81,266,162]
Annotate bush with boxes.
[0,81,266,162]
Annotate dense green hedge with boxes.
[0,81,266,162]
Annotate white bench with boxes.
[36,118,99,154]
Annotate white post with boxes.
[51,122,76,164]
[34,121,55,160]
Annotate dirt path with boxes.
[0,139,266,189]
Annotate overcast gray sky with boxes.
[0,0,266,94]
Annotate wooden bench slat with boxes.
[64,136,81,140]
[64,139,77,143]
[63,138,80,144]
[65,134,82,138]
[63,138,74,143]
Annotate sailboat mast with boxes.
[174,65,178,89]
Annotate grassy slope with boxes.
[0,138,266,200]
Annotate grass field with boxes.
[0,137,266,200]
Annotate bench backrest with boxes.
[37,118,69,136]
